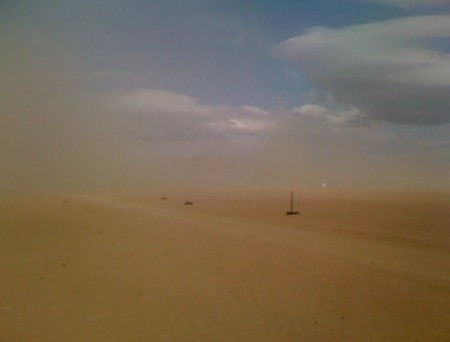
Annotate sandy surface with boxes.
[1,191,449,341]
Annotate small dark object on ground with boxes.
[160,197,167,200]
[184,201,194,206]
[286,210,300,215]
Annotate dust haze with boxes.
[1,52,448,194]
[1,1,449,195]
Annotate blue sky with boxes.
[1,0,450,192]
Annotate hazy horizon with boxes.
[1,0,450,194]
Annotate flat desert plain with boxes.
[1,190,449,341]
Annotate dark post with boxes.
[286,190,300,215]
[290,191,294,212]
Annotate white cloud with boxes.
[293,104,361,124]
[113,89,275,139]
[277,15,450,125]
[208,118,273,133]
[116,89,208,116]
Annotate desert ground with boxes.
[1,190,449,341]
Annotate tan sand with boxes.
[1,191,449,341]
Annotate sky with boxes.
[1,0,449,193]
